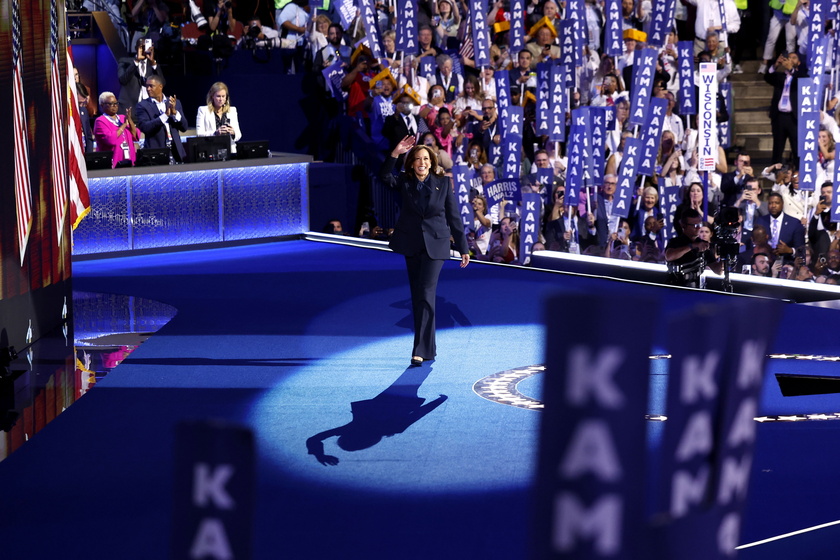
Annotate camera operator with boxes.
[665,209,723,288]
[808,182,835,257]
[240,17,281,49]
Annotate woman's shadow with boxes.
[306,365,447,466]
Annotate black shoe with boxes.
[410,356,423,366]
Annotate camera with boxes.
[247,25,261,39]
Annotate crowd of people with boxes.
[72,0,840,286]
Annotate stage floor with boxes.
[0,239,839,559]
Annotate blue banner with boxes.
[519,192,542,263]
[567,110,585,202]
[337,0,355,29]
[470,0,491,67]
[359,0,383,58]
[502,134,523,179]
[496,71,511,113]
[661,179,680,240]
[396,0,417,53]
[533,293,655,560]
[809,35,828,81]
[537,167,555,191]
[484,178,522,206]
[453,164,475,231]
[629,47,657,126]
[559,20,576,70]
[590,107,608,187]
[172,421,255,560]
[677,41,696,115]
[798,109,820,192]
[604,0,623,56]
[509,0,527,52]
[807,0,827,63]
[419,55,436,79]
[537,62,551,136]
[655,301,781,559]
[615,137,642,218]
[567,0,586,50]
[638,97,669,177]
[550,63,567,142]
[719,82,732,149]
[322,60,348,100]
[648,0,676,47]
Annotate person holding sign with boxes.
[380,136,470,366]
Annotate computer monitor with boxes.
[84,151,113,170]
[135,147,171,167]
[186,135,232,163]
[235,140,270,160]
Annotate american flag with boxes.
[66,48,90,229]
[50,0,68,246]
[12,0,32,266]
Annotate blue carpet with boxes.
[1,240,839,559]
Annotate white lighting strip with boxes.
[735,519,840,549]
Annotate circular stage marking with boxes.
[473,354,840,422]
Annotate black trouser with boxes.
[771,111,797,165]
[404,253,444,359]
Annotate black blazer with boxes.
[380,155,469,260]
[765,70,800,120]
[134,97,188,161]
[117,57,162,111]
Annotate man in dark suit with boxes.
[757,191,806,264]
[382,87,427,157]
[720,151,755,207]
[765,52,805,165]
[134,75,188,163]
[117,39,163,114]
[380,137,470,366]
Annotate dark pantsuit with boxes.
[405,253,444,360]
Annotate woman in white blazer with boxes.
[196,81,242,153]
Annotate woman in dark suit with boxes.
[381,135,470,366]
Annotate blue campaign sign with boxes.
[719,82,732,149]
[396,0,417,53]
[798,109,820,192]
[519,192,543,263]
[566,109,585,199]
[322,59,348,100]
[648,0,676,47]
[655,300,781,559]
[337,0,355,28]
[419,55,436,80]
[677,41,696,115]
[359,0,383,58]
[604,0,623,56]
[614,137,642,218]
[533,293,655,560]
[453,164,475,231]
[559,20,576,70]
[171,421,255,560]
[501,132,523,179]
[638,97,669,177]
[484,178,522,206]
[590,107,608,186]
[661,179,680,240]
[807,0,827,64]
[509,0,526,52]
[549,63,566,142]
[470,0,491,67]
[537,62,551,135]
[628,47,657,126]
[496,71,510,112]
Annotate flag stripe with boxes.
[12,0,32,266]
